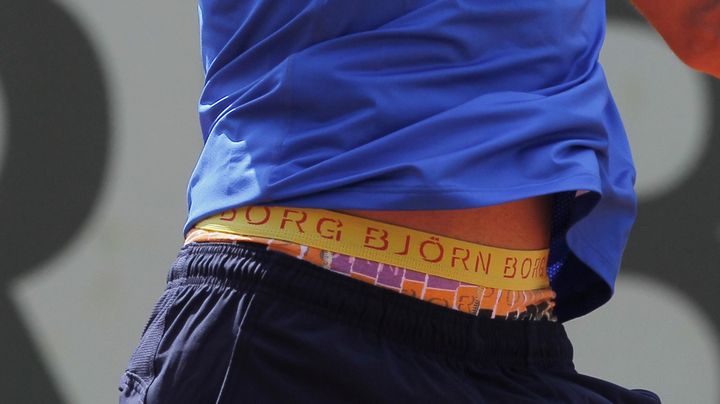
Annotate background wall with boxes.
[1,1,718,403]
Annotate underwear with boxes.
[185,207,557,321]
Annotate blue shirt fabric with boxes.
[186,0,637,322]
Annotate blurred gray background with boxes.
[1,1,718,403]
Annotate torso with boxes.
[337,194,553,250]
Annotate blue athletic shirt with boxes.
[186,0,637,322]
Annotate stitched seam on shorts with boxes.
[215,292,266,404]
[141,287,182,402]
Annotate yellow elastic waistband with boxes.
[195,206,550,290]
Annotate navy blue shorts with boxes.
[119,242,660,403]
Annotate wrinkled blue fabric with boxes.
[185,0,636,321]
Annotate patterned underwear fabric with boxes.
[184,228,557,321]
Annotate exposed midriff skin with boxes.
[337,194,554,250]
[631,0,720,78]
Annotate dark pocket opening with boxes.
[119,286,180,397]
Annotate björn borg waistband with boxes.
[194,206,550,290]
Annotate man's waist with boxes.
[335,195,553,250]
[193,203,551,290]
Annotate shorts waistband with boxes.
[194,206,550,290]
[169,242,574,368]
